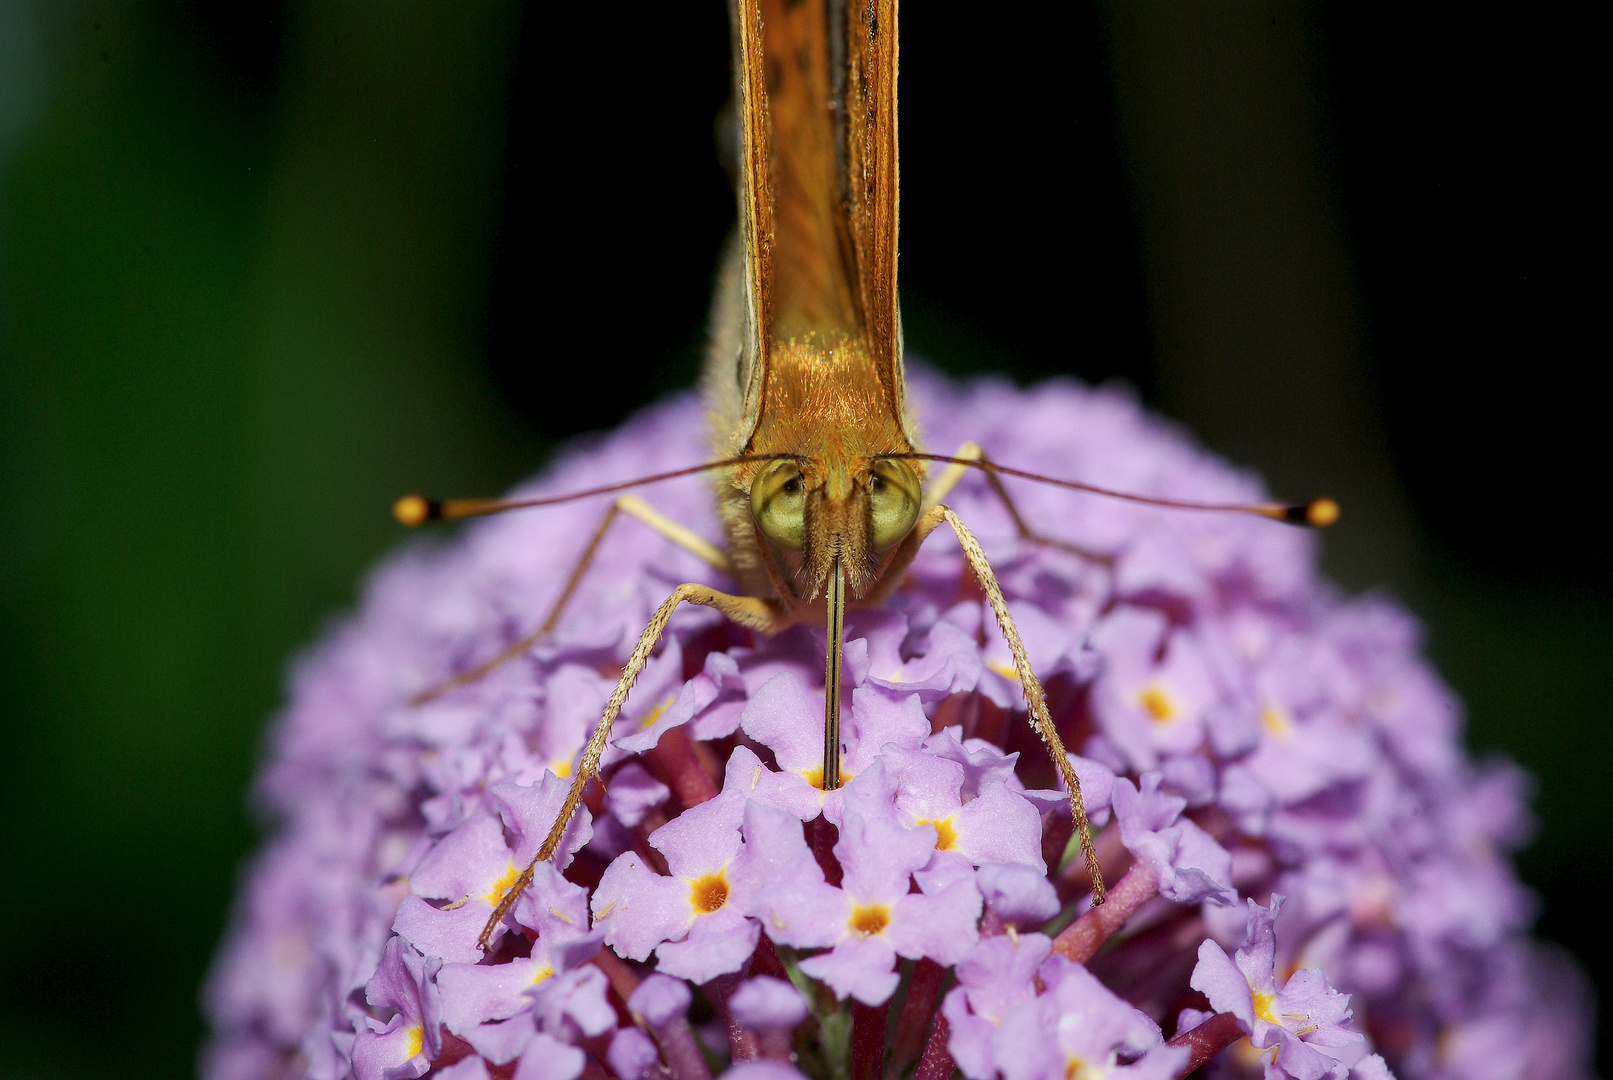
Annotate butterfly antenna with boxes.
[393,455,797,526]
[887,453,1339,528]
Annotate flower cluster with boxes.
[204,371,1593,1080]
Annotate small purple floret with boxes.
[1193,897,1367,1080]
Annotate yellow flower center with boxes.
[1065,1056,1109,1080]
[640,693,678,729]
[403,1024,424,1060]
[1139,685,1176,722]
[799,764,852,791]
[688,870,730,914]
[849,904,891,937]
[482,860,521,906]
[918,817,959,851]
[1261,706,1292,740]
[1253,990,1279,1024]
[986,658,1021,683]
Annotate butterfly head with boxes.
[749,454,920,599]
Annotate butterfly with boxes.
[393,0,1335,953]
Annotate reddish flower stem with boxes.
[649,725,719,809]
[435,1029,476,1068]
[850,998,891,1080]
[1041,810,1074,877]
[808,816,843,887]
[750,934,789,981]
[648,1006,714,1080]
[704,970,762,1063]
[590,950,643,1016]
[739,937,796,1059]
[579,1033,617,1080]
[1051,861,1159,963]
[973,695,1010,746]
[912,1013,955,1080]
[1168,1011,1245,1077]
[889,959,948,1075]
[755,1026,793,1062]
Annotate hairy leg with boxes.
[865,503,1106,905]
[478,582,782,951]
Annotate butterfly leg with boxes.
[412,495,732,704]
[478,582,783,951]
[864,503,1106,904]
[923,441,1109,563]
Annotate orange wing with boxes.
[730,0,908,454]
[839,0,904,425]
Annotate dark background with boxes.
[0,2,1602,1076]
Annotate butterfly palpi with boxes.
[393,0,1337,954]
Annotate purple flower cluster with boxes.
[204,371,1593,1080]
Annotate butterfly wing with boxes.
[839,0,906,430]
[716,0,911,457]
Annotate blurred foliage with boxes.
[0,2,1602,1077]
[0,4,540,1075]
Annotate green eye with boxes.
[750,460,806,550]
[868,459,921,549]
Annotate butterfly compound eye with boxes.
[751,460,807,550]
[868,459,921,549]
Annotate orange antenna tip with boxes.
[393,495,438,527]
[1264,498,1340,527]
[1305,498,1340,528]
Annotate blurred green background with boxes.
[0,2,1602,1077]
